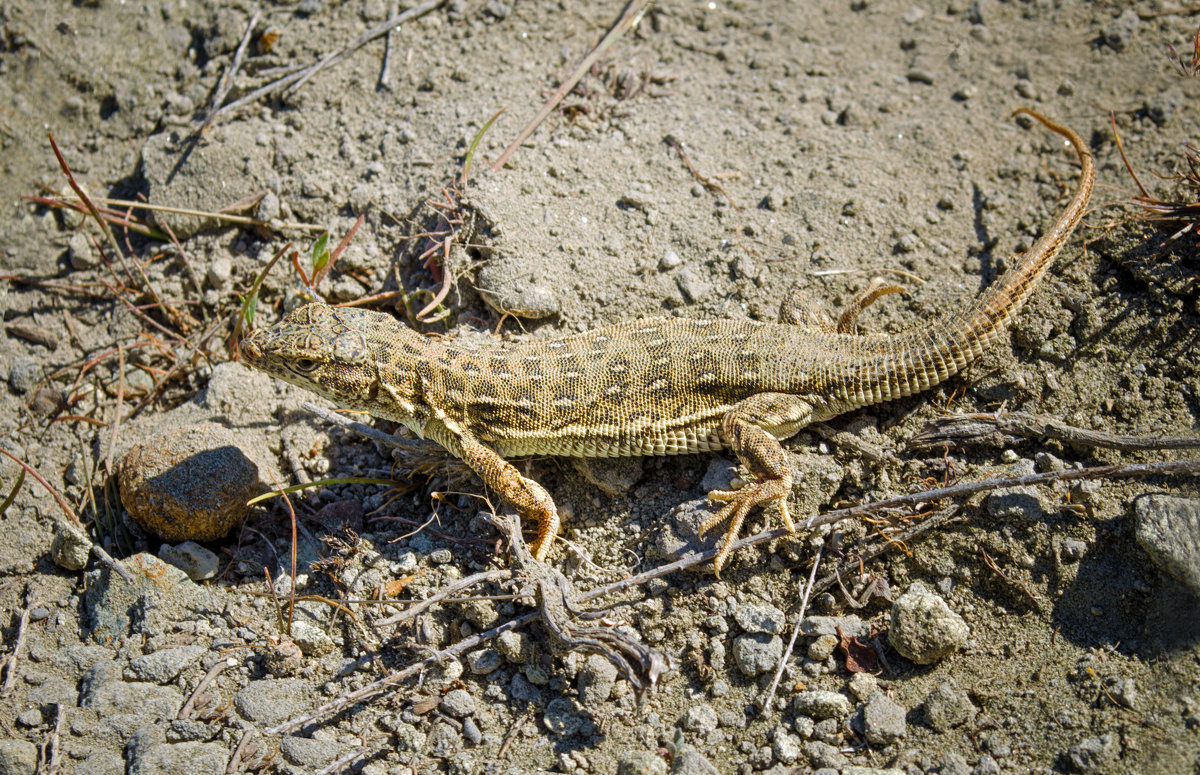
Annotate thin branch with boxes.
[200,11,260,132]
[758,542,824,715]
[209,0,446,126]
[1,585,32,696]
[179,657,235,720]
[491,0,649,170]
[910,411,1200,452]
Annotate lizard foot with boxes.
[700,477,794,577]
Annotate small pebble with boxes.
[888,583,969,664]
[440,688,476,718]
[159,541,220,581]
[791,690,852,721]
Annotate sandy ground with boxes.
[0,1,1198,773]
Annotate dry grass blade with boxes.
[910,410,1200,451]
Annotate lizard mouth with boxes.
[239,332,264,364]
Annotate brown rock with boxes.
[117,423,261,542]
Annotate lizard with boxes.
[241,108,1094,576]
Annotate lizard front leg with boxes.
[700,392,813,576]
[445,429,561,561]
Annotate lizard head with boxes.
[241,302,421,416]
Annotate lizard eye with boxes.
[294,358,321,373]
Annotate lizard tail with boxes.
[845,109,1094,404]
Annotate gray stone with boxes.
[158,542,219,581]
[1135,495,1200,597]
[279,736,344,769]
[934,751,971,775]
[734,602,786,635]
[496,631,531,664]
[466,648,502,675]
[922,681,976,731]
[617,750,668,775]
[799,615,866,638]
[8,355,40,394]
[843,768,908,775]
[84,552,208,642]
[847,672,878,701]
[985,485,1045,519]
[27,676,77,706]
[50,522,91,571]
[80,661,183,718]
[288,620,335,656]
[440,688,476,717]
[577,653,618,705]
[858,692,907,745]
[461,717,482,745]
[660,249,683,270]
[888,583,969,664]
[14,709,40,728]
[803,740,848,770]
[541,697,589,738]
[771,730,803,765]
[791,690,853,721]
[126,644,207,683]
[1062,732,1118,773]
[675,267,710,304]
[234,679,310,725]
[0,740,37,775]
[808,633,838,661]
[128,742,226,775]
[669,743,719,775]
[68,230,100,269]
[731,632,782,677]
[973,754,1001,775]
[165,720,217,742]
[679,704,718,734]
[206,256,232,289]
[509,672,542,704]
[73,750,123,775]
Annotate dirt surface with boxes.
[1,1,1199,774]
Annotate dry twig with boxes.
[910,411,1200,451]
[1,585,32,696]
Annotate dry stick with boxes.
[910,411,1200,452]
[301,401,441,455]
[225,727,257,775]
[1,585,32,696]
[200,11,260,133]
[178,657,235,720]
[759,542,825,715]
[51,194,325,233]
[378,1,399,90]
[373,569,511,628]
[491,0,650,170]
[210,0,446,125]
[41,704,64,775]
[264,457,1200,734]
[314,742,387,775]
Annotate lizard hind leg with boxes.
[699,393,811,576]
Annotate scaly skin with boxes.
[242,109,1094,575]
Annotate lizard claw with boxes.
[700,477,793,577]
